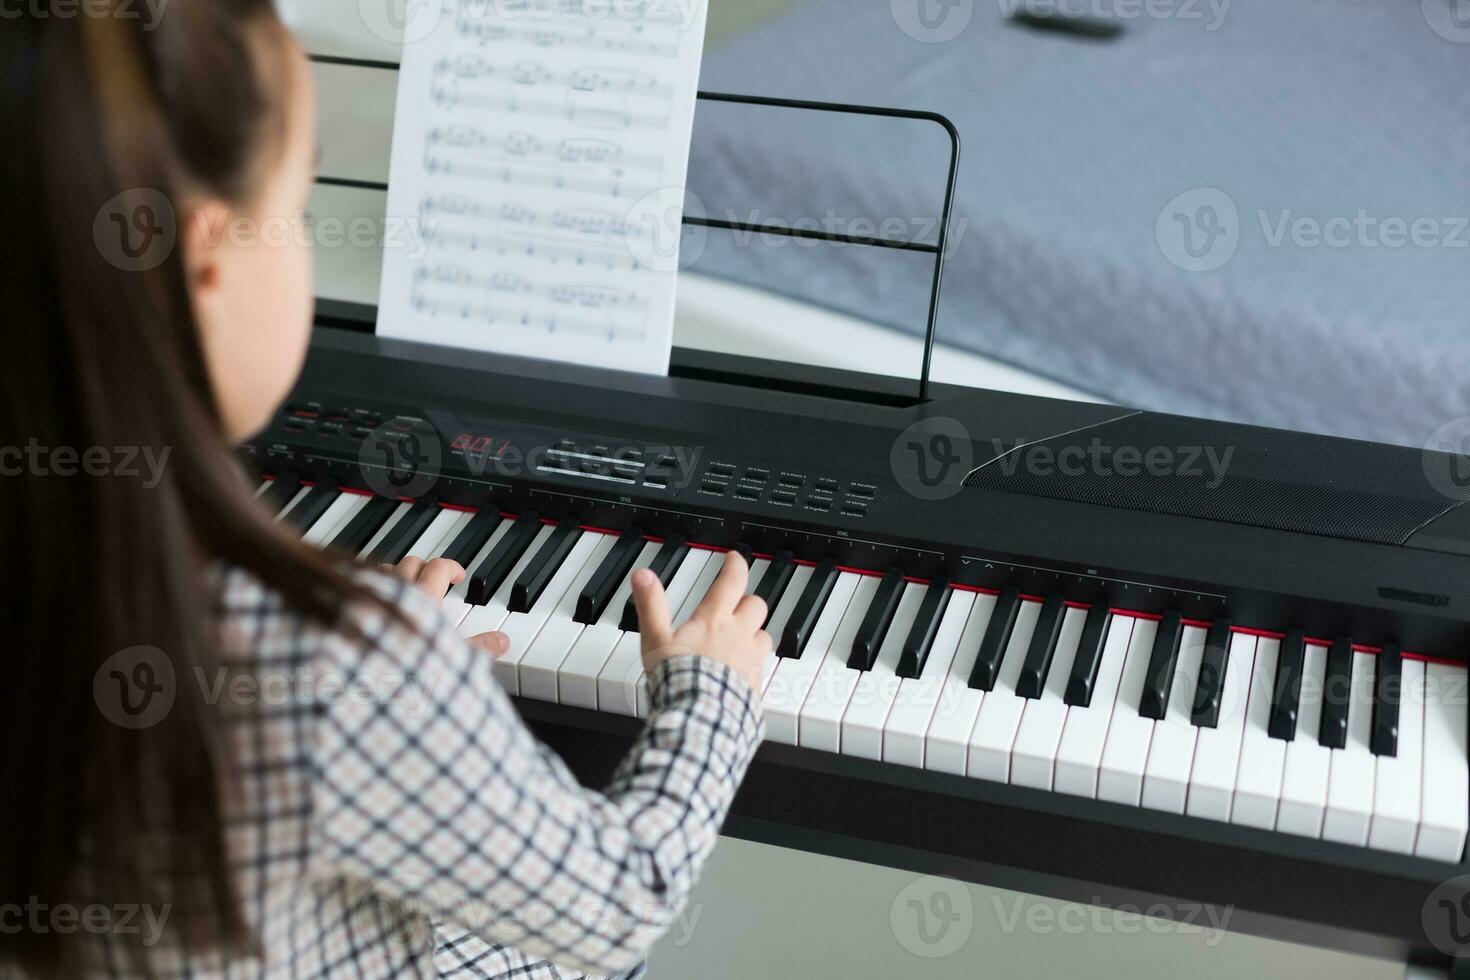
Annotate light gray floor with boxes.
[646,837,1408,979]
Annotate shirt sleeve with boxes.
[307,575,764,976]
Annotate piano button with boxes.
[1415,662,1469,862]
[1097,616,1160,805]
[1191,619,1233,728]
[598,548,714,717]
[1370,642,1403,757]
[1232,636,1287,830]
[1141,626,1207,813]
[841,582,928,760]
[509,520,582,614]
[779,557,839,658]
[1054,614,1135,798]
[923,593,998,775]
[897,575,953,679]
[967,599,1043,782]
[301,492,369,547]
[798,573,882,754]
[467,511,542,605]
[1369,658,1425,853]
[618,534,690,631]
[1015,594,1065,699]
[575,527,645,625]
[282,484,338,532]
[368,499,441,565]
[557,542,661,709]
[753,549,797,624]
[1063,602,1110,707]
[258,474,301,514]
[1185,632,1258,821]
[968,585,1021,691]
[329,495,400,556]
[1268,628,1307,741]
[1322,650,1377,846]
[439,508,503,569]
[459,523,555,642]
[1139,610,1184,720]
[1010,607,1088,790]
[1277,642,1332,837]
[882,589,979,767]
[518,532,623,703]
[495,530,607,695]
[848,567,906,672]
[766,572,863,745]
[1319,637,1353,750]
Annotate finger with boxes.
[732,593,768,631]
[470,631,511,660]
[755,629,774,654]
[414,557,465,600]
[631,567,674,649]
[395,557,426,583]
[697,550,750,618]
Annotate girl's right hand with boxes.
[630,550,771,692]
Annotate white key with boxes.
[517,533,625,703]
[1141,628,1205,813]
[1277,643,1332,837]
[1010,607,1087,790]
[1232,637,1286,830]
[798,574,882,753]
[1054,615,1135,798]
[1322,651,1377,846]
[759,565,813,698]
[494,532,608,695]
[1185,632,1257,822]
[1369,658,1425,854]
[437,517,515,629]
[598,549,713,717]
[253,479,271,498]
[273,486,314,523]
[842,583,928,761]
[1097,617,1159,806]
[403,508,471,561]
[923,593,996,776]
[765,573,863,745]
[355,501,412,559]
[457,524,554,640]
[884,589,979,768]
[302,492,369,547]
[556,542,661,709]
[1416,662,1469,862]
[967,600,1043,783]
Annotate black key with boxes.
[259,474,301,514]
[575,527,644,625]
[330,495,400,556]
[1319,636,1354,750]
[467,511,541,605]
[848,568,905,671]
[620,535,689,631]
[1139,611,1184,720]
[440,508,503,569]
[733,543,754,565]
[1370,642,1402,757]
[1064,603,1111,707]
[1191,619,1232,728]
[509,520,582,613]
[1268,628,1307,741]
[968,586,1021,691]
[753,550,797,627]
[897,576,952,679]
[368,499,441,565]
[283,483,338,533]
[1016,595,1066,699]
[779,558,839,658]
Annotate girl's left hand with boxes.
[392,557,510,660]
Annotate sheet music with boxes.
[377,0,709,375]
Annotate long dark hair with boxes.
[0,2,376,973]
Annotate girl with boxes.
[0,2,770,976]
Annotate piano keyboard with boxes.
[265,481,1470,863]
